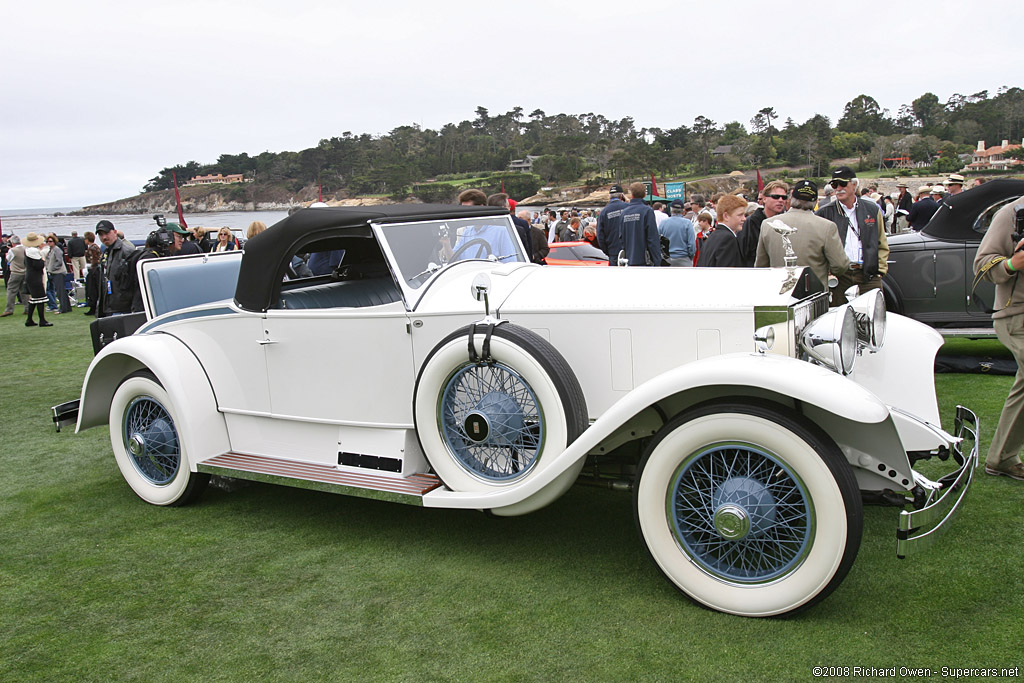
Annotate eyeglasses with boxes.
[46,239,55,243]
[767,194,788,201]
[829,179,849,188]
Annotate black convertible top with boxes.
[923,178,1024,241]
[235,204,511,312]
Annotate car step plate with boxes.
[198,452,443,505]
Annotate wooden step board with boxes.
[198,452,443,505]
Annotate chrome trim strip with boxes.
[897,405,979,558]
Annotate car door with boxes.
[261,301,415,426]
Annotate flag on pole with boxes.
[501,180,506,194]
[756,169,764,194]
[650,174,659,198]
[172,172,188,230]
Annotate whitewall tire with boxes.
[109,371,209,506]
[414,325,587,502]
[635,402,862,617]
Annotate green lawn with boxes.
[1,285,1022,681]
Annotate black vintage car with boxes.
[883,179,1024,329]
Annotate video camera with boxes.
[1013,204,1024,248]
[146,214,172,257]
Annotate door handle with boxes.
[256,339,277,345]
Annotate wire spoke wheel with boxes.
[109,371,208,506]
[671,443,812,583]
[123,396,181,485]
[414,324,587,514]
[440,361,543,482]
[635,402,861,617]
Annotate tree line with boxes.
[143,87,1024,200]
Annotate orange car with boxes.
[545,240,608,266]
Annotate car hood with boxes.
[498,265,816,313]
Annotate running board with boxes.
[197,452,443,506]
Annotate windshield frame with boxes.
[372,215,527,309]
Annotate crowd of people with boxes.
[2,172,979,327]
[1,219,259,325]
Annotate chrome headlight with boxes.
[848,289,886,352]
[799,306,857,375]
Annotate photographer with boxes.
[973,200,1024,481]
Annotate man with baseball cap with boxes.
[816,166,889,305]
[596,184,627,265]
[94,220,137,317]
[658,199,696,266]
[164,222,189,255]
[756,180,849,289]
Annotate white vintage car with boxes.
[74,204,977,617]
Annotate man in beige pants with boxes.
[973,198,1024,481]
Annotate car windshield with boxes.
[377,216,527,289]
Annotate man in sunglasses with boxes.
[738,180,789,267]
[816,166,889,306]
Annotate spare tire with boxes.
[413,324,587,498]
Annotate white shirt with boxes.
[840,201,862,264]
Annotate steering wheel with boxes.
[451,238,493,261]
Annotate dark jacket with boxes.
[66,236,86,258]
[816,198,888,278]
[738,208,768,267]
[132,249,163,312]
[596,197,627,265]
[99,237,137,316]
[512,215,532,260]
[906,197,939,230]
[896,190,913,214]
[620,198,661,266]
[179,240,202,256]
[697,226,743,267]
[529,226,549,263]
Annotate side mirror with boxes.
[470,273,491,302]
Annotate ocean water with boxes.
[0,208,290,241]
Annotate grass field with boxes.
[1,285,1022,681]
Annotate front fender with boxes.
[76,333,229,468]
[424,353,896,510]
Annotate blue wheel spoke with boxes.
[123,395,180,486]
[670,442,812,583]
[440,363,543,481]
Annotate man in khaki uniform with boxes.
[755,180,849,292]
[973,198,1024,481]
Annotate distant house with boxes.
[508,155,540,172]
[964,139,1023,172]
[186,173,247,186]
[712,145,734,157]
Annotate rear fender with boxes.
[76,333,229,469]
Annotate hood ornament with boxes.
[765,218,800,294]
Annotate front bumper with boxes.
[896,405,979,558]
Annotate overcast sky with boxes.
[3,0,1021,210]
